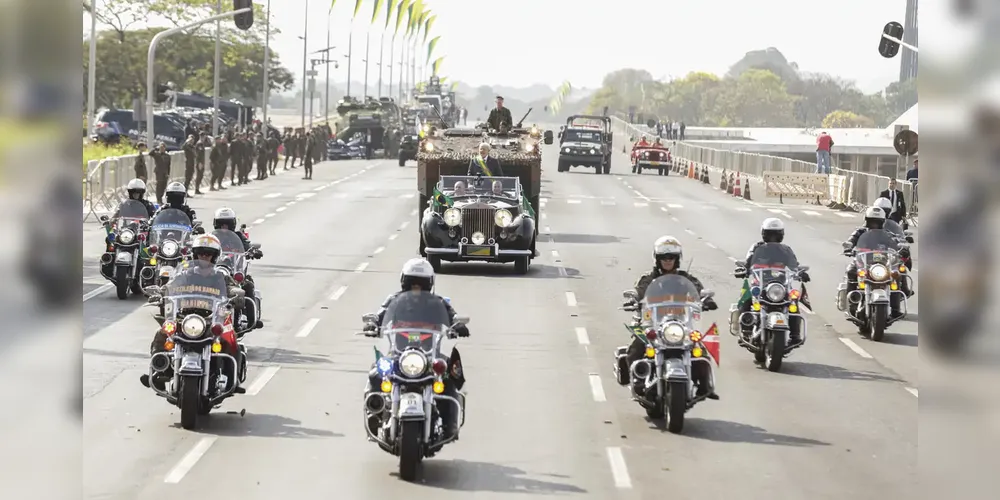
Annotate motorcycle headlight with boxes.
[161,240,179,257]
[443,208,461,226]
[765,283,787,302]
[181,314,207,338]
[869,264,889,282]
[662,323,686,344]
[399,351,427,377]
[494,209,513,227]
[118,229,135,244]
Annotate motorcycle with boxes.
[837,229,910,342]
[730,243,810,372]
[884,219,916,278]
[99,200,151,299]
[212,227,263,336]
[359,291,470,481]
[612,275,718,434]
[144,208,195,289]
[142,259,247,430]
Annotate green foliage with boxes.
[84,141,137,169]
[587,47,916,128]
[85,0,293,109]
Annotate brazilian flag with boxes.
[736,278,752,308]
[433,186,453,207]
[521,196,535,218]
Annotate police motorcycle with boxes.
[359,291,470,481]
[884,219,916,277]
[730,244,810,372]
[837,229,910,342]
[212,227,263,336]
[144,208,196,289]
[142,260,247,430]
[614,275,718,434]
[99,200,151,300]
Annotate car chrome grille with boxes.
[461,208,495,242]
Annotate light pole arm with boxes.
[882,33,918,54]
[146,7,251,145]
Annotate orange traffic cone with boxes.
[688,161,695,179]
[732,173,742,197]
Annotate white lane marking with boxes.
[388,234,398,241]
[606,447,633,489]
[295,318,321,338]
[615,177,623,181]
[567,199,582,204]
[589,374,606,402]
[837,212,855,218]
[286,201,296,206]
[660,206,668,212]
[670,217,679,222]
[297,192,316,199]
[399,221,410,230]
[727,256,739,262]
[164,437,218,483]
[245,366,281,395]
[633,190,651,201]
[263,192,282,198]
[768,209,785,214]
[275,206,287,212]
[634,202,648,207]
[565,292,578,307]
[541,213,548,219]
[329,285,347,301]
[410,208,417,216]
[838,337,873,359]
[252,218,265,224]
[575,327,590,345]
[803,210,821,216]
[264,213,276,218]
[551,250,560,258]
[667,203,683,208]
[780,212,793,219]
[544,226,551,233]
[734,207,752,212]
[399,193,415,199]
[905,387,918,398]
[373,246,385,255]
[355,262,369,273]
[706,242,717,249]
[83,284,112,302]
[541,198,549,203]
[314,185,327,191]
[602,200,616,206]
[684,229,696,236]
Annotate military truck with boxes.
[415,114,554,258]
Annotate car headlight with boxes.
[589,149,596,154]
[161,240,179,257]
[424,142,434,152]
[563,147,570,153]
[868,264,889,281]
[494,209,513,227]
[443,208,461,226]
[765,283,787,302]
[471,231,486,245]
[118,229,135,244]
[523,143,535,152]
[662,323,685,344]
[399,351,427,377]
[531,126,538,135]
[181,314,206,338]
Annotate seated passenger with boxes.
[491,180,503,195]
[636,135,650,147]
[454,181,468,196]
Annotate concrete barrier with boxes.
[763,172,830,201]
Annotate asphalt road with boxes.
[83,141,916,498]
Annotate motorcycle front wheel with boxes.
[179,375,201,430]
[398,421,423,481]
[665,381,687,434]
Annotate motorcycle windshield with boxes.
[116,200,149,220]
[855,229,900,267]
[883,219,904,239]
[164,260,228,318]
[149,209,193,247]
[749,243,799,284]
[641,274,701,328]
[382,291,450,354]
[212,229,246,272]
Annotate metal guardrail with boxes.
[611,117,916,220]
[84,150,212,221]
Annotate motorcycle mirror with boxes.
[622,290,638,299]
[798,265,810,272]
[453,315,470,326]
[362,313,378,323]
[241,224,248,230]
[193,226,206,235]
[903,230,913,236]
[99,215,109,223]
[841,241,852,249]
[142,286,161,295]
[906,236,914,243]
[251,243,261,249]
[700,289,715,299]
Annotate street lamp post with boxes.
[262,0,271,127]
[300,0,309,128]
[325,14,331,120]
[86,0,98,137]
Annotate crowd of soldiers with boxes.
[132,120,334,202]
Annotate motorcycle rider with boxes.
[363,258,469,439]
[140,234,246,392]
[623,236,718,398]
[213,207,263,319]
[843,207,906,316]
[154,182,197,222]
[111,178,156,219]
[736,218,811,343]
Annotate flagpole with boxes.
[378,30,385,97]
[388,34,395,98]
[346,25,353,97]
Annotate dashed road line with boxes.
[388,234,398,241]
[905,387,918,398]
[245,366,281,395]
[295,318,321,338]
[838,337,873,359]
[836,212,855,218]
[803,210,821,217]
[373,246,385,255]
[567,199,582,204]
[634,202,648,207]
[565,292,578,307]
[606,447,633,489]
[588,374,606,402]
[575,327,590,345]
[83,284,112,302]
[354,262,369,273]
[263,192,282,198]
[706,242,717,249]
[264,213,276,218]
[684,229,696,236]
[252,218,265,224]
[399,221,410,230]
[551,250,560,258]
[275,206,287,212]
[164,437,218,483]
[329,285,348,301]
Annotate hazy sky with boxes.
[87,0,909,93]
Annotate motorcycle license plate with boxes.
[399,393,424,416]
[115,251,132,262]
[180,352,202,372]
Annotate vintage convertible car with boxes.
[631,143,672,175]
[420,174,537,274]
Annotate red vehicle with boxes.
[631,142,672,175]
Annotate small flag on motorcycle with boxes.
[703,323,720,365]
[737,279,751,308]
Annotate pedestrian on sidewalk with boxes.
[816,131,834,174]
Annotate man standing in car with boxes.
[487,96,513,131]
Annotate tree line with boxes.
[585,47,917,128]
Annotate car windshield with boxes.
[441,175,518,198]
[749,243,799,285]
[563,130,602,143]
[641,274,702,329]
[382,291,450,354]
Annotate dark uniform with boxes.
[194,135,208,194]
[487,106,513,131]
[149,147,172,203]
[209,140,226,191]
[255,135,269,180]
[182,137,197,191]
[303,133,314,179]
[133,148,148,182]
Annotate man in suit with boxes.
[487,96,513,131]
[879,178,907,223]
[467,143,504,177]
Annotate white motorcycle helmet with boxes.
[400,257,435,292]
[653,236,683,268]
[126,178,146,200]
[873,197,892,218]
[760,217,785,242]
[213,207,238,231]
